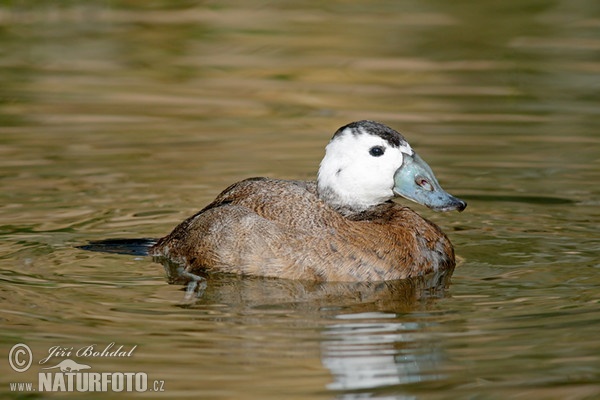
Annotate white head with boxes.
[317,120,466,213]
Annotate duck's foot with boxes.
[177,267,207,302]
[155,257,208,303]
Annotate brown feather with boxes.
[150,178,455,282]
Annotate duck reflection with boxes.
[160,257,451,396]
[323,312,444,396]
[160,256,452,310]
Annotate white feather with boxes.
[317,126,413,212]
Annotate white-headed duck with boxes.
[150,120,466,282]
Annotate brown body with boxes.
[150,178,455,282]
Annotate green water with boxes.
[1,1,599,399]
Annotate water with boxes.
[1,1,599,398]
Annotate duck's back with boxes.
[150,177,455,281]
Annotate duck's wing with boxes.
[149,178,340,278]
[199,177,335,229]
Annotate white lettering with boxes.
[10,382,34,392]
[75,343,137,358]
[39,346,73,364]
[112,372,124,392]
[135,373,147,392]
[64,373,75,391]
[38,372,149,392]
[76,372,88,391]
[52,373,66,392]
[76,345,95,357]
[39,373,52,392]
[101,372,111,391]
[89,373,101,391]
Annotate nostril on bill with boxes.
[415,176,433,191]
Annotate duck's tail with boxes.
[77,238,157,256]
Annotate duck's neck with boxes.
[316,156,395,214]
[316,183,378,216]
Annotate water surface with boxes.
[1,1,599,399]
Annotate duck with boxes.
[150,120,466,282]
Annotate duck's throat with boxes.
[317,184,377,216]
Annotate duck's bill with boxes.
[393,153,467,212]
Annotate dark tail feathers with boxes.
[78,238,157,256]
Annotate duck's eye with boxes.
[369,146,385,157]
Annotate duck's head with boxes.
[317,120,467,213]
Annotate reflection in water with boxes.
[158,255,451,396]
[79,228,454,396]
[158,254,452,309]
[323,313,441,395]
[321,290,446,399]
